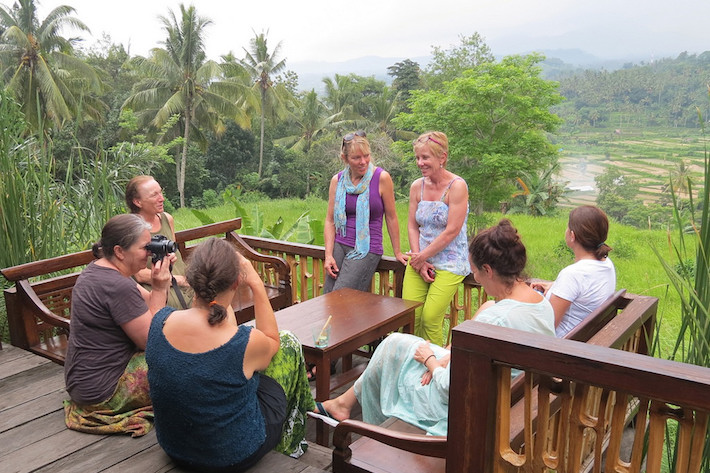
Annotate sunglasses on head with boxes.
[415,135,443,147]
[343,130,366,143]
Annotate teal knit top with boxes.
[146,307,265,468]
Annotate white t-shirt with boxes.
[547,257,616,337]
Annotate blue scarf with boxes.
[334,163,375,259]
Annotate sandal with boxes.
[307,401,339,427]
[306,363,317,382]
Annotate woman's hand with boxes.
[324,255,339,278]
[407,251,425,271]
[150,256,173,291]
[395,251,409,266]
[413,340,435,363]
[419,263,436,283]
[237,252,263,290]
[414,341,437,385]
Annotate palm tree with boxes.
[123,4,248,207]
[0,0,105,133]
[366,86,400,139]
[241,30,290,177]
[276,90,341,153]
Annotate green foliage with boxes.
[215,188,323,244]
[507,163,569,216]
[397,54,563,212]
[240,30,291,177]
[595,166,641,221]
[0,89,135,269]
[556,52,710,129]
[421,33,495,90]
[123,4,250,207]
[386,59,421,112]
[0,0,106,132]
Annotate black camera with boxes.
[146,234,177,264]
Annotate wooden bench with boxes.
[331,290,657,473]
[1,218,291,364]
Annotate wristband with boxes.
[423,354,436,365]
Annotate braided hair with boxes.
[186,238,240,325]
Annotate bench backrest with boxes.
[447,299,706,473]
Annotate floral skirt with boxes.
[63,352,153,437]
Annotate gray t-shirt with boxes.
[64,262,148,404]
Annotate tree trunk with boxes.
[258,100,265,178]
[179,110,191,208]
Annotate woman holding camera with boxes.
[64,214,174,436]
[126,175,192,308]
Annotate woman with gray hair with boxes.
[63,213,174,436]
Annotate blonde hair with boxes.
[414,131,448,160]
[341,134,371,159]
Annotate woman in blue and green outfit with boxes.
[403,131,470,345]
[146,238,315,471]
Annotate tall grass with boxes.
[0,90,160,340]
[650,111,710,472]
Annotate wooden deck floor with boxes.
[0,344,338,473]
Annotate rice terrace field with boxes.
[558,127,707,207]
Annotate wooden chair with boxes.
[331,291,656,473]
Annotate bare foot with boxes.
[319,398,351,422]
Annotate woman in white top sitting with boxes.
[534,205,616,336]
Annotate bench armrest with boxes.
[226,231,290,282]
[333,419,447,459]
[17,279,70,331]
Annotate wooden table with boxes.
[249,287,421,445]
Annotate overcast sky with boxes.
[33,0,710,65]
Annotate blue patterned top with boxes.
[415,178,471,276]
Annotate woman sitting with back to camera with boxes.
[532,205,616,337]
[315,219,554,435]
[146,237,315,472]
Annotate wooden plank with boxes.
[0,348,51,380]
[0,362,65,411]
[100,443,317,473]
[35,430,160,473]
[0,410,68,457]
[0,345,33,363]
[0,426,106,473]
[0,389,66,433]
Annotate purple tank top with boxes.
[334,167,385,255]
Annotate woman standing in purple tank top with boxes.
[324,131,407,295]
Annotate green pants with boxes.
[402,264,465,346]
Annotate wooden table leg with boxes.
[315,356,330,446]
